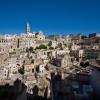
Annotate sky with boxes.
[0,0,99,36]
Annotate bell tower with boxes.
[26,22,30,33]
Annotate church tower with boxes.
[26,22,30,33]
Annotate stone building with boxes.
[85,49,100,59]
[0,34,18,53]
[70,34,81,44]
[52,54,73,68]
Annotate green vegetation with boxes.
[58,43,62,47]
[48,41,52,47]
[29,47,34,52]
[80,61,89,67]
[48,41,56,49]
[18,65,24,75]
[26,47,35,53]
[81,35,87,39]
[35,44,47,49]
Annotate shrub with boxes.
[35,44,47,49]
[29,47,34,52]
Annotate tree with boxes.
[81,35,87,39]
[48,41,52,47]
[84,61,89,67]
[80,62,84,67]
[35,46,39,49]
[29,47,34,52]
[58,43,63,49]
[26,47,29,52]
[18,66,24,75]
[80,61,89,67]
[39,44,47,49]
[35,44,47,49]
